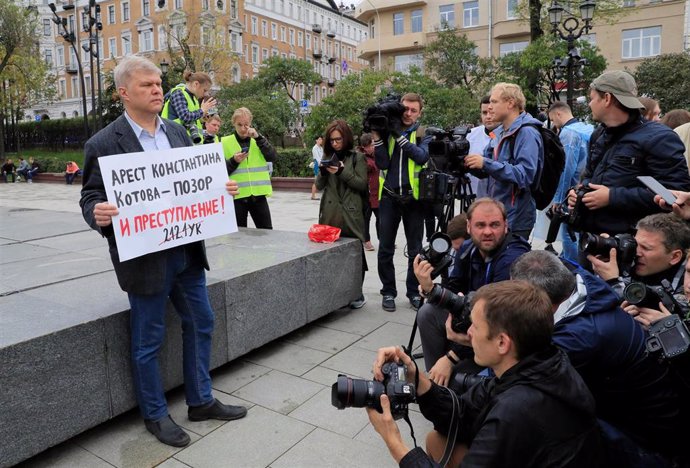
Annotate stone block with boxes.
[0,322,109,468]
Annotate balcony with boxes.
[328,56,337,64]
[65,62,78,74]
[311,24,322,34]
[357,32,426,59]
[326,30,336,39]
[356,0,427,21]
[327,80,336,87]
[312,50,322,60]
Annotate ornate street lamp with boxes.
[49,2,90,137]
[547,0,596,108]
[81,0,103,133]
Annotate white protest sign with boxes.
[99,143,237,261]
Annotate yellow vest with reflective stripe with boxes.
[378,132,423,200]
[222,134,272,199]
[161,84,203,137]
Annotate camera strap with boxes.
[439,386,461,467]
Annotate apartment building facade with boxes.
[356,0,687,74]
[26,0,368,120]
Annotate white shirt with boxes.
[312,144,323,163]
[467,125,492,197]
[123,111,172,152]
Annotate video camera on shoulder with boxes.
[362,93,405,136]
[331,362,415,420]
[580,232,637,275]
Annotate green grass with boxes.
[7,149,84,163]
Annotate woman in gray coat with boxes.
[316,119,368,308]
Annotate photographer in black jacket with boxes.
[367,281,601,468]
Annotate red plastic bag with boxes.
[308,224,341,243]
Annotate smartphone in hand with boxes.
[637,176,677,206]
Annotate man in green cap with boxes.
[567,70,690,244]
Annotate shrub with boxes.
[273,148,313,177]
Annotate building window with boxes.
[507,0,518,19]
[232,65,240,83]
[623,0,635,6]
[43,19,51,36]
[271,23,277,40]
[143,0,150,16]
[122,34,132,55]
[122,2,130,22]
[622,26,661,59]
[202,0,209,9]
[411,9,422,33]
[289,28,295,45]
[56,46,64,66]
[231,32,240,52]
[463,1,478,27]
[394,54,423,73]
[251,16,257,34]
[252,44,259,64]
[261,20,267,37]
[141,30,153,51]
[86,76,92,96]
[158,26,167,50]
[109,37,117,57]
[175,0,183,8]
[298,30,303,47]
[262,48,269,61]
[393,13,404,35]
[369,17,376,38]
[581,33,596,46]
[280,26,286,42]
[108,5,116,23]
[59,79,66,98]
[439,4,455,29]
[71,76,80,98]
[44,49,53,66]
[499,40,528,56]
[230,0,237,18]
[306,32,311,49]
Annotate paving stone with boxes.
[0,243,63,263]
[210,360,272,394]
[73,410,200,468]
[154,458,190,468]
[319,345,380,380]
[175,406,314,468]
[281,324,362,354]
[16,442,115,468]
[289,387,371,438]
[0,208,87,241]
[243,341,332,376]
[270,427,397,468]
[233,370,324,414]
[317,306,393,337]
[354,406,435,453]
[354,321,420,352]
[300,365,343,387]
[28,230,108,253]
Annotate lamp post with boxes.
[82,0,103,132]
[547,0,596,108]
[49,2,90,138]
[363,0,381,70]
[160,59,170,94]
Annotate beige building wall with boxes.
[356,0,686,74]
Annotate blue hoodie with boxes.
[480,112,544,232]
[553,264,681,457]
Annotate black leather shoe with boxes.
[188,398,248,421]
[382,295,396,312]
[144,415,191,447]
[409,296,422,311]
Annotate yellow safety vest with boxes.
[378,132,423,200]
[222,134,272,199]
[161,84,203,136]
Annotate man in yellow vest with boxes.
[372,92,431,312]
[222,107,277,229]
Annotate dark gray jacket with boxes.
[80,114,208,295]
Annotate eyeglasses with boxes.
[330,137,343,143]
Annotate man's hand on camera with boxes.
[582,183,610,210]
[445,313,471,347]
[655,191,690,220]
[413,255,434,294]
[464,154,484,170]
[567,187,579,210]
[428,354,454,387]
[366,395,409,464]
[373,346,431,396]
[587,247,619,281]
[623,300,672,329]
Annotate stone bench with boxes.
[0,208,361,467]
[30,172,82,184]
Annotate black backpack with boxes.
[508,123,565,210]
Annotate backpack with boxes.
[508,123,565,210]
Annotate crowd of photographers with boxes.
[329,70,690,468]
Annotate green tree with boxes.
[634,53,690,113]
[423,28,492,91]
[257,56,322,103]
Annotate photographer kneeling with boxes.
[588,213,690,301]
[415,198,530,384]
[367,281,601,467]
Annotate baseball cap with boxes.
[591,70,645,110]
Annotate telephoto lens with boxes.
[331,375,385,412]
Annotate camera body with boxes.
[418,232,453,279]
[362,94,405,135]
[202,133,217,144]
[427,287,475,334]
[450,372,490,394]
[646,315,690,360]
[187,124,202,144]
[426,126,471,174]
[331,362,415,420]
[545,185,592,244]
[623,281,682,312]
[580,232,637,275]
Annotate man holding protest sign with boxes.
[80,56,247,448]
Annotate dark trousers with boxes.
[234,195,273,229]
[423,201,443,241]
[377,194,425,299]
[364,204,379,242]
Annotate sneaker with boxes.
[349,294,367,309]
[409,296,422,311]
[382,295,396,312]
[363,241,375,251]
[28,180,32,184]
[188,398,248,421]
[144,415,191,447]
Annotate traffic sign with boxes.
[299,99,309,108]
[342,60,348,72]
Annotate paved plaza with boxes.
[1,182,551,468]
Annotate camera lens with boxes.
[623,282,648,305]
[331,375,384,410]
[580,232,617,256]
[429,233,451,255]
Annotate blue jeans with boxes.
[560,224,579,263]
[377,194,424,299]
[127,246,214,421]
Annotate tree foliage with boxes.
[257,56,322,102]
[423,28,492,90]
[634,53,690,113]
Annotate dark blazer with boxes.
[80,114,209,295]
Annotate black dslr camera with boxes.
[419,126,471,204]
[418,232,454,279]
[187,124,202,144]
[426,287,475,334]
[362,94,405,136]
[579,232,637,275]
[331,362,415,420]
[450,372,489,394]
[545,185,592,244]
